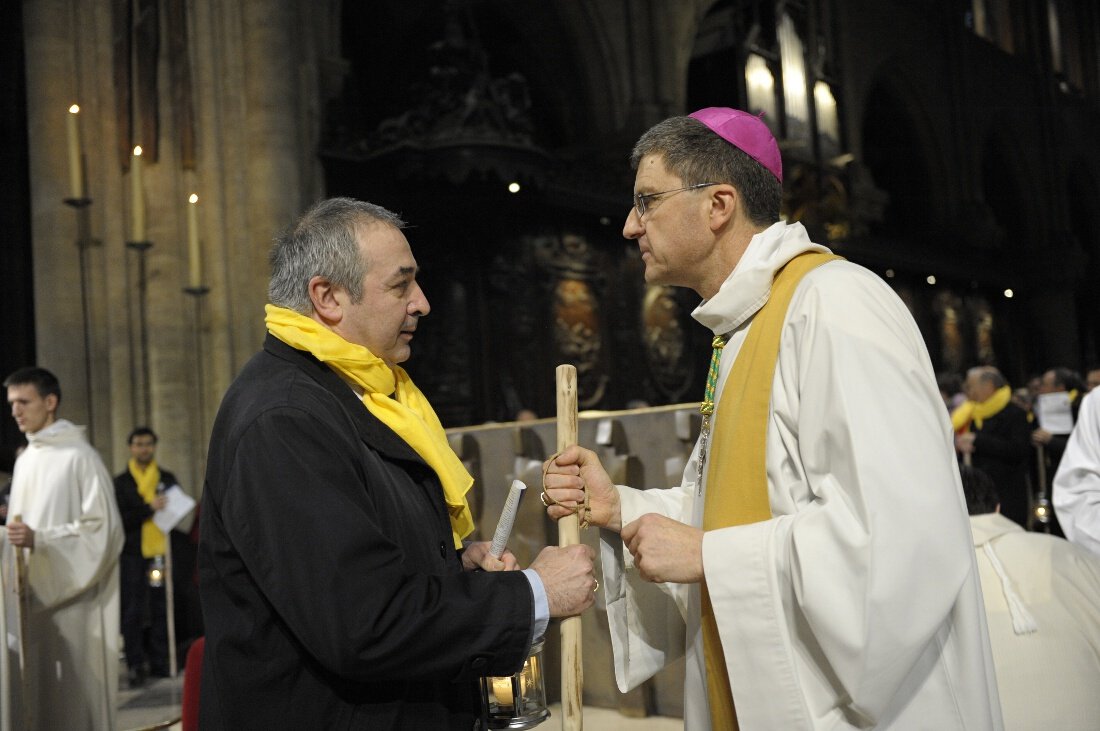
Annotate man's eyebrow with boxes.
[387,265,418,281]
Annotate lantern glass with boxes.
[483,638,549,729]
[147,554,165,588]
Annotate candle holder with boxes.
[482,637,550,729]
[181,281,211,680]
[64,194,100,436]
[182,281,210,477]
[126,240,154,423]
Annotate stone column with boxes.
[22,0,327,495]
[23,0,128,454]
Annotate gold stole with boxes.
[701,252,841,730]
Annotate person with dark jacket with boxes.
[114,426,177,687]
[199,197,596,729]
[1030,367,1085,536]
[954,366,1032,527]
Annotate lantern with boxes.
[148,555,165,587]
[482,638,549,729]
[1033,495,1052,525]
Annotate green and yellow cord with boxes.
[700,335,726,416]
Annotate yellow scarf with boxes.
[264,304,474,549]
[701,252,841,730]
[950,385,1012,432]
[129,458,166,558]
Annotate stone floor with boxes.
[117,671,184,731]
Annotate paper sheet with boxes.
[153,485,197,534]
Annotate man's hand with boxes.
[151,494,168,511]
[542,445,622,533]
[461,541,519,572]
[7,520,35,549]
[621,513,703,584]
[955,432,976,455]
[1031,429,1053,446]
[529,544,597,617]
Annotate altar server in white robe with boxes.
[2,367,123,731]
[543,108,1002,730]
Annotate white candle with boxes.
[131,146,145,241]
[187,194,201,287]
[66,105,83,198]
[491,676,514,708]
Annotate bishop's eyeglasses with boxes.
[632,182,718,217]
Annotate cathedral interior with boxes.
[2,0,1099,499]
[3,0,1100,724]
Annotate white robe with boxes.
[1053,390,1100,557]
[0,419,123,731]
[602,222,1003,730]
[970,512,1100,730]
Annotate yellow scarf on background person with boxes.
[130,458,167,558]
[700,252,841,731]
[950,385,1012,432]
[264,304,475,549]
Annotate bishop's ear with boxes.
[707,184,738,231]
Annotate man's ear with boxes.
[44,393,59,415]
[708,185,738,231]
[307,275,342,325]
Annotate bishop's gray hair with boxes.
[631,115,782,228]
[268,197,406,313]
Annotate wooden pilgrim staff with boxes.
[11,515,33,730]
[155,482,180,679]
[1033,443,1047,531]
[556,365,583,730]
[164,528,178,678]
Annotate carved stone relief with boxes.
[535,233,608,408]
[933,291,966,373]
[641,284,693,402]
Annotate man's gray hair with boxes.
[268,197,406,313]
[631,116,782,227]
[969,365,1007,389]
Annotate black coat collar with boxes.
[262,334,428,467]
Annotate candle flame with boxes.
[189,193,199,204]
[69,104,80,114]
[134,145,143,156]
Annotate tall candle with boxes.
[66,105,84,198]
[187,194,201,287]
[131,146,145,241]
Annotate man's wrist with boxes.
[522,568,550,641]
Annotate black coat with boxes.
[199,335,533,730]
[114,467,180,557]
[972,402,1032,527]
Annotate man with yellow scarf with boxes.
[953,366,1032,527]
[543,108,1002,730]
[113,426,177,687]
[198,197,596,730]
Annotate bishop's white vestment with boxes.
[0,419,123,731]
[602,222,1003,729]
